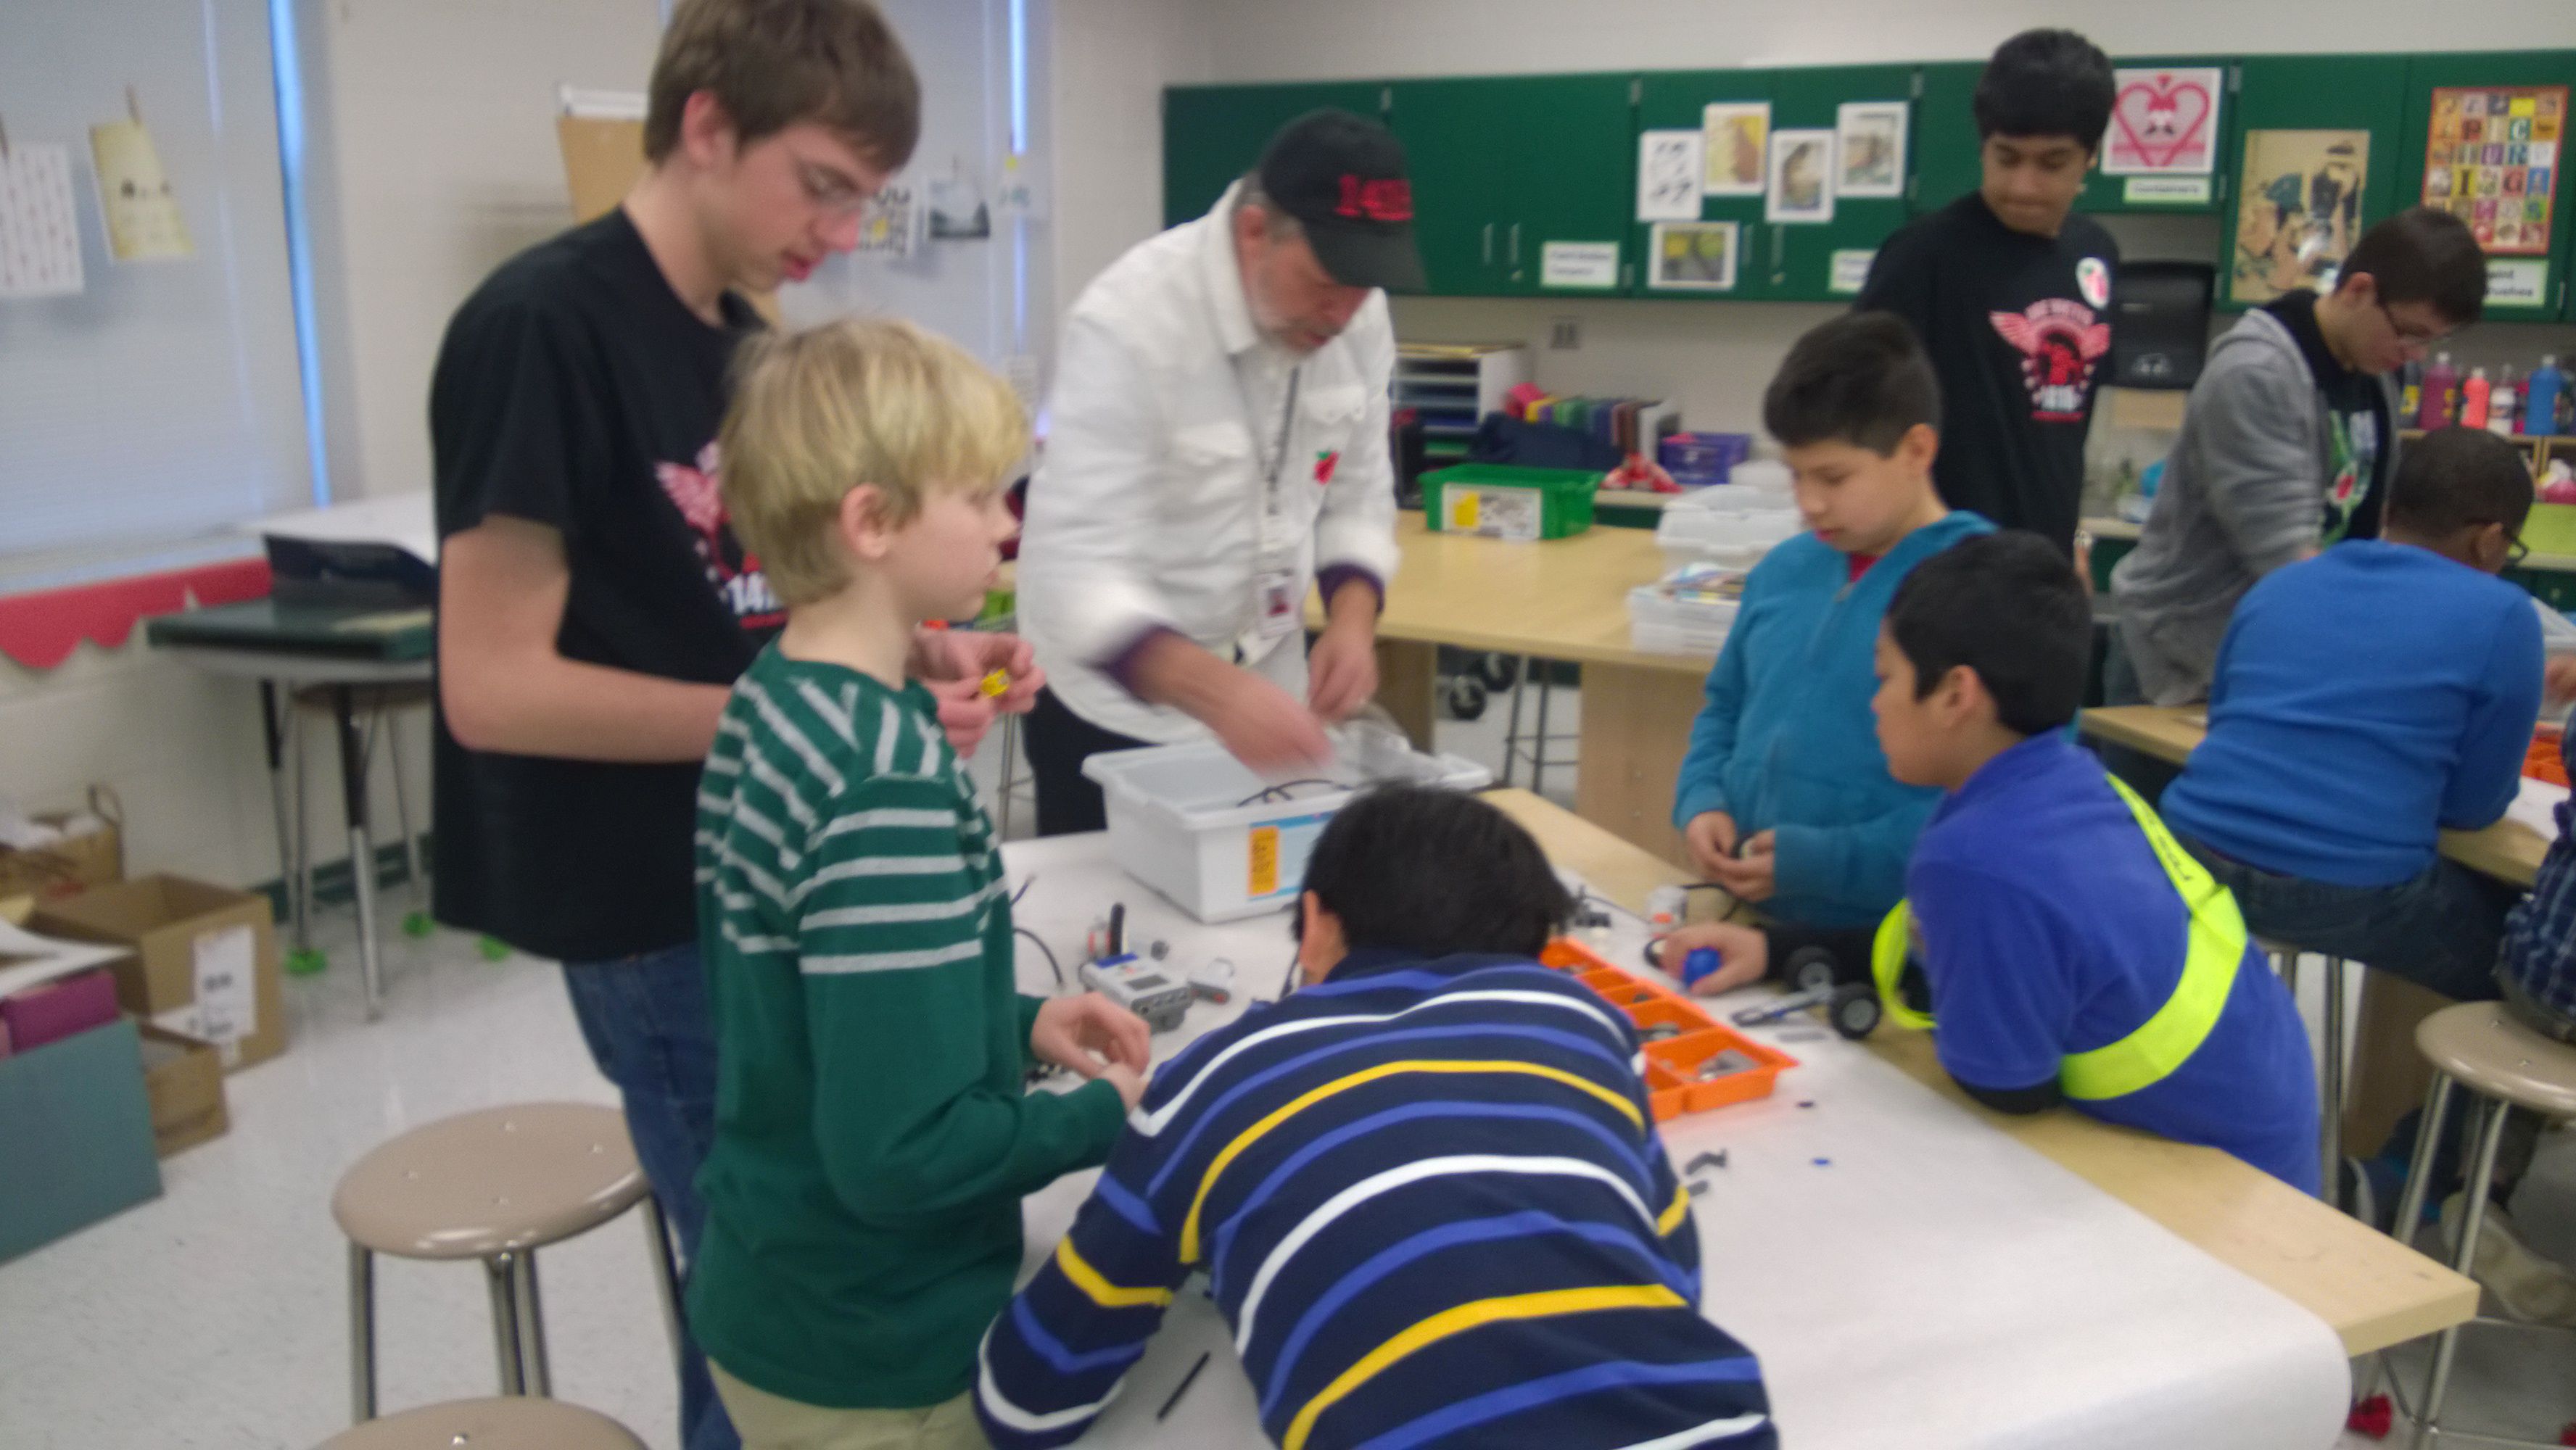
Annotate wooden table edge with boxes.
[1481,787,2480,1357]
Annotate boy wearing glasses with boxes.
[2160,428,2542,1007]
[2110,208,2488,723]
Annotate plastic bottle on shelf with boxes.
[2399,360,2424,423]
[2491,366,2519,437]
[2462,367,2491,431]
[2420,352,2459,428]
[2528,355,2564,437]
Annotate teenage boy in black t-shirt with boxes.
[428,6,1033,1448]
[1857,29,2119,557]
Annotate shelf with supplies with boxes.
[1393,342,1530,463]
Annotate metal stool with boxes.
[2387,1002,2576,1447]
[2265,945,2357,1209]
[313,1396,646,1449]
[333,1104,684,1422]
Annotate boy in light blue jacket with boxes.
[1673,312,1994,934]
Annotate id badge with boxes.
[1251,513,1302,644]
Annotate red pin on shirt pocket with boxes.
[1313,450,1339,485]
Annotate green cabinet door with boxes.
[1912,61,1985,218]
[2397,51,2576,321]
[1162,82,1388,231]
[1390,74,1635,297]
[2217,54,2409,312]
[1764,64,1918,301]
[1632,69,1778,300]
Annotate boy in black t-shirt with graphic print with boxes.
[1857,28,2119,558]
[426,5,1034,1448]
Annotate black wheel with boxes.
[1475,652,1520,691]
[1829,985,1882,1040]
[1784,945,1838,994]
[1443,676,1488,721]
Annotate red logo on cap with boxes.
[1335,175,1413,223]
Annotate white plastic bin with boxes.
[1081,740,1493,922]
[1656,481,1802,572]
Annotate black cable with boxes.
[1236,779,1342,807]
[1011,874,1036,906]
[1015,927,1064,987]
[1277,946,1302,1000]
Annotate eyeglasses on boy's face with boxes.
[2374,297,2454,355]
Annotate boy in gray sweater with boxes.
[2108,208,2488,716]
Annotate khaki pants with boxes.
[709,1360,989,1450]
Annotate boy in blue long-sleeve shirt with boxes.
[2162,427,2545,1001]
[1674,312,1992,933]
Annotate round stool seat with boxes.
[334,1103,644,1259]
[2415,1003,2576,1120]
[314,1397,645,1449]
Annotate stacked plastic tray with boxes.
[1540,939,1796,1120]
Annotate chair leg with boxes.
[2322,957,2349,1209]
[1532,670,1555,798]
[2390,1074,2455,1253]
[512,1251,553,1397]
[484,1253,527,1395]
[347,1242,376,1422]
[640,1193,687,1372]
[2412,1093,2515,1449]
[1501,659,1527,790]
[385,710,425,913]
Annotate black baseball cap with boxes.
[1255,110,1427,293]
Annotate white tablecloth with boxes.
[1000,835,2352,1449]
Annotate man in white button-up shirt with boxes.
[1018,111,1418,834]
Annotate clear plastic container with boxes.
[1081,738,1493,921]
[1628,564,1746,656]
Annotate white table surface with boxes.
[996,834,2352,1450]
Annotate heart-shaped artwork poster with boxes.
[2104,68,2222,176]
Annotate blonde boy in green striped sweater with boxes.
[688,318,1153,1449]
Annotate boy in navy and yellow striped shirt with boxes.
[688,318,1153,1447]
[978,786,1775,1450]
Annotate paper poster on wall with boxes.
[2232,128,2369,306]
[1638,130,1706,222]
[0,144,86,299]
[1649,220,1738,291]
[928,158,991,240]
[1540,240,1621,291]
[2422,86,2563,256]
[855,181,924,257]
[1765,128,1836,224]
[1702,102,1770,196]
[2103,67,2222,176]
[2485,257,2551,308]
[89,116,192,262]
[1835,102,1908,199]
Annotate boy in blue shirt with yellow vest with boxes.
[1673,313,1993,932]
[1870,532,2320,1191]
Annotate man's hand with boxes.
[1306,620,1379,724]
[1656,921,1770,997]
[1030,993,1152,1080]
[1683,811,1741,882]
[1205,670,1334,773]
[910,629,1043,757]
[1706,829,1776,903]
[1099,1062,1149,1111]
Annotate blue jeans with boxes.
[562,944,739,1450]
[2176,836,2513,1003]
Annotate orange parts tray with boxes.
[1541,938,1798,1120]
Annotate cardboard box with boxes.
[0,1016,162,1263]
[137,1022,228,1156]
[0,808,123,904]
[34,876,285,1072]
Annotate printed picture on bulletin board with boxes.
[1702,102,1770,197]
[1766,129,1836,225]
[2103,67,2223,176]
[1649,220,1739,291]
[2422,85,2562,256]
[2232,128,2369,306]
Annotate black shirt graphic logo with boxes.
[656,442,785,630]
[1989,299,2112,423]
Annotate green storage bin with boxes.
[0,1017,162,1263]
[1421,465,1599,541]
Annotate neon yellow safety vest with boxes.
[1870,773,2248,1102]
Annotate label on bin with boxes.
[1247,812,1331,899]
[1446,486,1543,542]
[191,924,258,1051]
